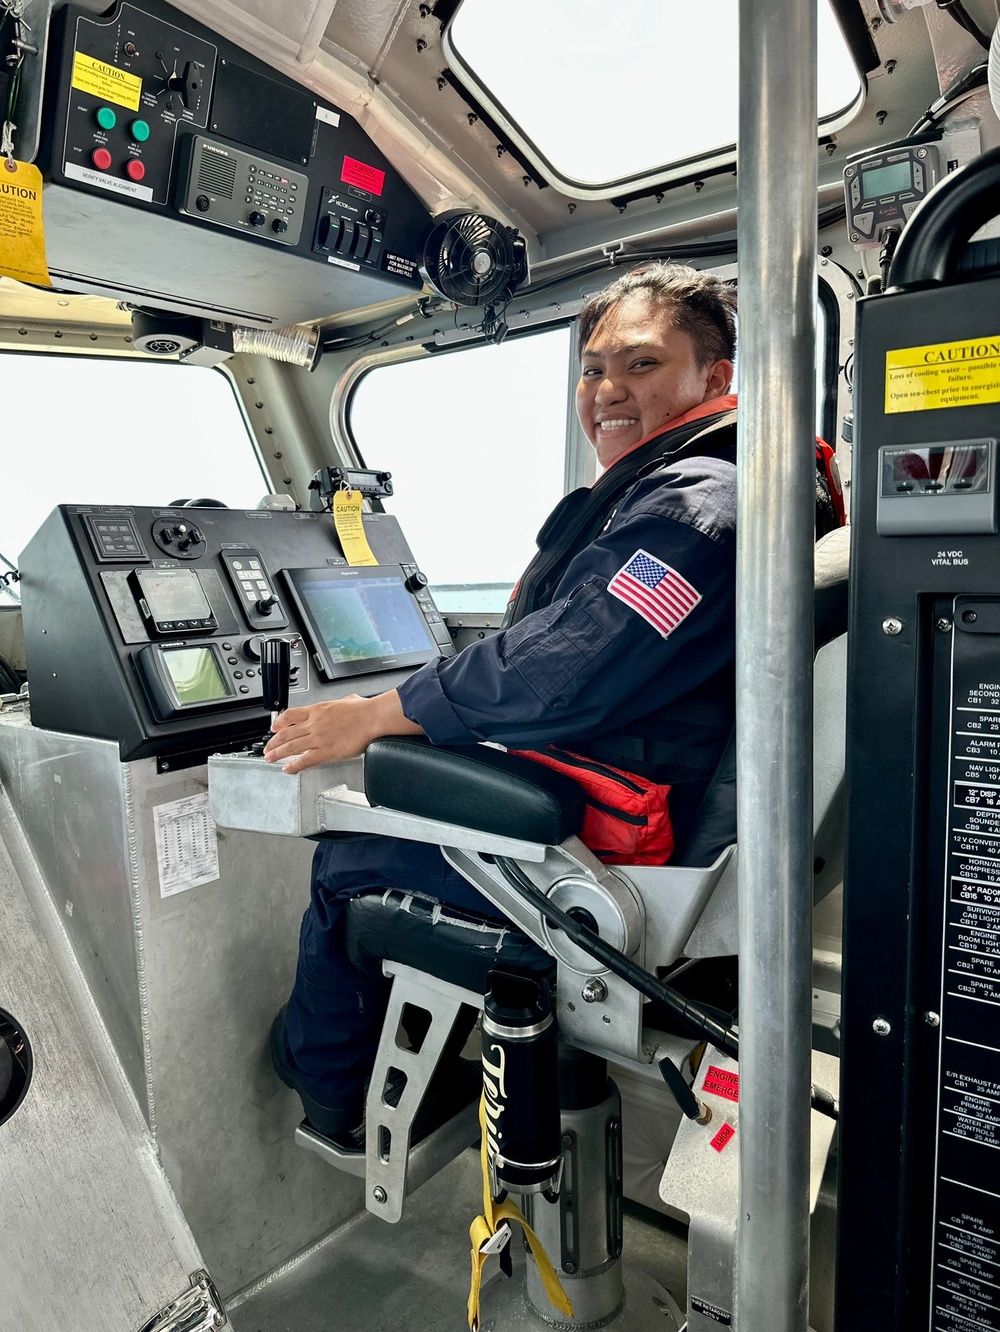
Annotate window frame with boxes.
[441,4,867,202]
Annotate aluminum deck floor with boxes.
[230,1147,689,1332]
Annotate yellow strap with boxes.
[467,1096,573,1330]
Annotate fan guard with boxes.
[421,213,527,307]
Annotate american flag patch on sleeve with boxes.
[607,549,702,638]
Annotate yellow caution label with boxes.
[333,490,378,566]
[71,52,142,112]
[0,159,50,287]
[886,336,1000,414]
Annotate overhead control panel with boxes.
[36,0,435,324]
[18,505,453,763]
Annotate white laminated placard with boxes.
[153,793,220,898]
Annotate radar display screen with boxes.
[285,568,439,680]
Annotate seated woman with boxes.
[264,262,833,1144]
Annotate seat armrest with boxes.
[364,737,586,846]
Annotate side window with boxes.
[349,327,572,613]
[1,355,268,584]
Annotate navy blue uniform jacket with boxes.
[396,407,737,772]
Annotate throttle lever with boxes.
[260,637,291,728]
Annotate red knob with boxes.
[126,159,145,182]
[91,147,112,171]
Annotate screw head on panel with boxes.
[882,617,903,636]
[873,1017,891,1036]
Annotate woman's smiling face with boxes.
[575,292,733,469]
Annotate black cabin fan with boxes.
[420,212,528,306]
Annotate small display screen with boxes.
[861,160,913,199]
[881,443,992,497]
[137,569,212,622]
[287,568,438,678]
[163,647,230,704]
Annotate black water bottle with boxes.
[482,966,561,1198]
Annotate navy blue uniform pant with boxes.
[283,834,503,1120]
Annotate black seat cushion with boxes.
[346,888,554,993]
[364,736,585,845]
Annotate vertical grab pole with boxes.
[736,0,817,1329]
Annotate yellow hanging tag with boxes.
[0,159,51,287]
[332,489,378,567]
[467,1096,573,1330]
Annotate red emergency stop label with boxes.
[703,1066,740,1102]
[710,1123,736,1153]
[341,155,385,196]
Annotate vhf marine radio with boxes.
[18,504,453,764]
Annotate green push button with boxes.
[96,106,117,130]
[130,119,150,142]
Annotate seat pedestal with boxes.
[481,1263,682,1331]
[481,1052,682,1331]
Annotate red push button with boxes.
[126,159,145,182]
[91,147,112,171]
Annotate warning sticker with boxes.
[885,336,1000,415]
[383,252,419,281]
[153,793,220,898]
[341,154,385,197]
[703,1066,740,1102]
[710,1123,736,1153]
[691,1296,733,1326]
[71,52,142,112]
[0,159,50,286]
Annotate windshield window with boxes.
[1,354,267,599]
[447,0,862,188]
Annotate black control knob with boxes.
[195,194,211,212]
[405,571,429,593]
[255,595,278,616]
[243,636,262,661]
[248,211,266,228]
[171,522,203,552]
[271,217,288,235]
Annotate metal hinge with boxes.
[137,1270,227,1332]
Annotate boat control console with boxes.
[18,504,453,763]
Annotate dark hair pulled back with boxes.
[578,262,737,367]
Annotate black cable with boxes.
[937,0,992,49]
[495,855,839,1121]
[879,225,903,289]
[909,62,989,135]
